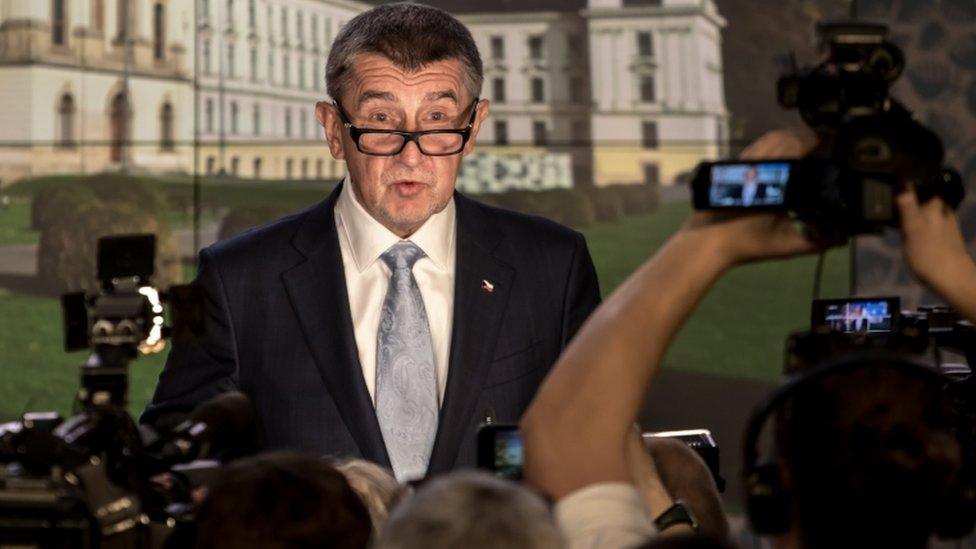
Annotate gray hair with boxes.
[325,2,484,103]
[334,459,404,536]
[374,471,564,549]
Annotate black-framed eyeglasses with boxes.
[333,98,480,156]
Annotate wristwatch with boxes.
[654,500,698,532]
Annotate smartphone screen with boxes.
[707,162,792,208]
[477,424,523,480]
[493,428,523,480]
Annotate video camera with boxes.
[788,296,975,375]
[0,235,256,548]
[691,21,965,238]
[786,296,975,517]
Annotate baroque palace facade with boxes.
[0,0,728,191]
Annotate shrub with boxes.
[604,184,659,216]
[539,189,596,228]
[83,173,169,214]
[37,201,180,294]
[475,188,596,229]
[583,188,624,223]
[30,174,169,231]
[218,204,294,241]
[31,183,95,230]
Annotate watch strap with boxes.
[654,499,698,532]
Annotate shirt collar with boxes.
[335,177,456,273]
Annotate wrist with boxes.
[673,225,740,274]
[640,482,675,515]
[653,499,699,534]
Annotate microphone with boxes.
[159,391,259,465]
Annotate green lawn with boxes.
[0,198,37,246]
[583,202,850,382]
[0,202,849,421]
[0,290,167,421]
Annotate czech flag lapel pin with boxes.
[481,279,495,293]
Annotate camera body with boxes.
[691,21,964,237]
[788,297,975,375]
[0,235,219,548]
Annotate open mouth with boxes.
[391,180,427,197]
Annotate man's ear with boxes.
[462,99,489,157]
[316,101,346,160]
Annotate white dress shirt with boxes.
[334,179,456,406]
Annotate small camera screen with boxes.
[493,429,523,480]
[822,299,895,333]
[709,163,791,207]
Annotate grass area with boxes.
[0,197,35,246]
[0,201,849,421]
[0,290,168,421]
[582,201,850,382]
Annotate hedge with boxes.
[218,204,295,241]
[34,175,179,293]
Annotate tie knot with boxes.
[380,241,425,271]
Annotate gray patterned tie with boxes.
[375,241,439,482]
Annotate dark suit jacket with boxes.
[143,184,600,474]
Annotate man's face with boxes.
[317,54,488,237]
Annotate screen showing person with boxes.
[818,298,898,333]
[477,424,524,480]
[708,162,791,207]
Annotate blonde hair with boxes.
[335,459,403,535]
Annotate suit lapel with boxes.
[427,193,514,474]
[281,184,391,467]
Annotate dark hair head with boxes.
[776,361,962,548]
[195,451,372,549]
[325,2,483,103]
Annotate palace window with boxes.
[205,98,214,132]
[492,78,506,103]
[93,0,104,31]
[160,102,174,150]
[58,93,75,148]
[490,36,504,60]
[230,101,239,134]
[117,0,130,42]
[52,0,67,46]
[227,43,236,78]
[639,75,656,103]
[153,3,165,60]
[641,121,658,149]
[637,31,654,57]
[532,121,547,146]
[531,77,545,103]
[528,35,544,59]
[203,39,212,74]
[494,120,508,146]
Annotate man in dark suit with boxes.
[143,3,600,481]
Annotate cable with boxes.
[812,251,826,301]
